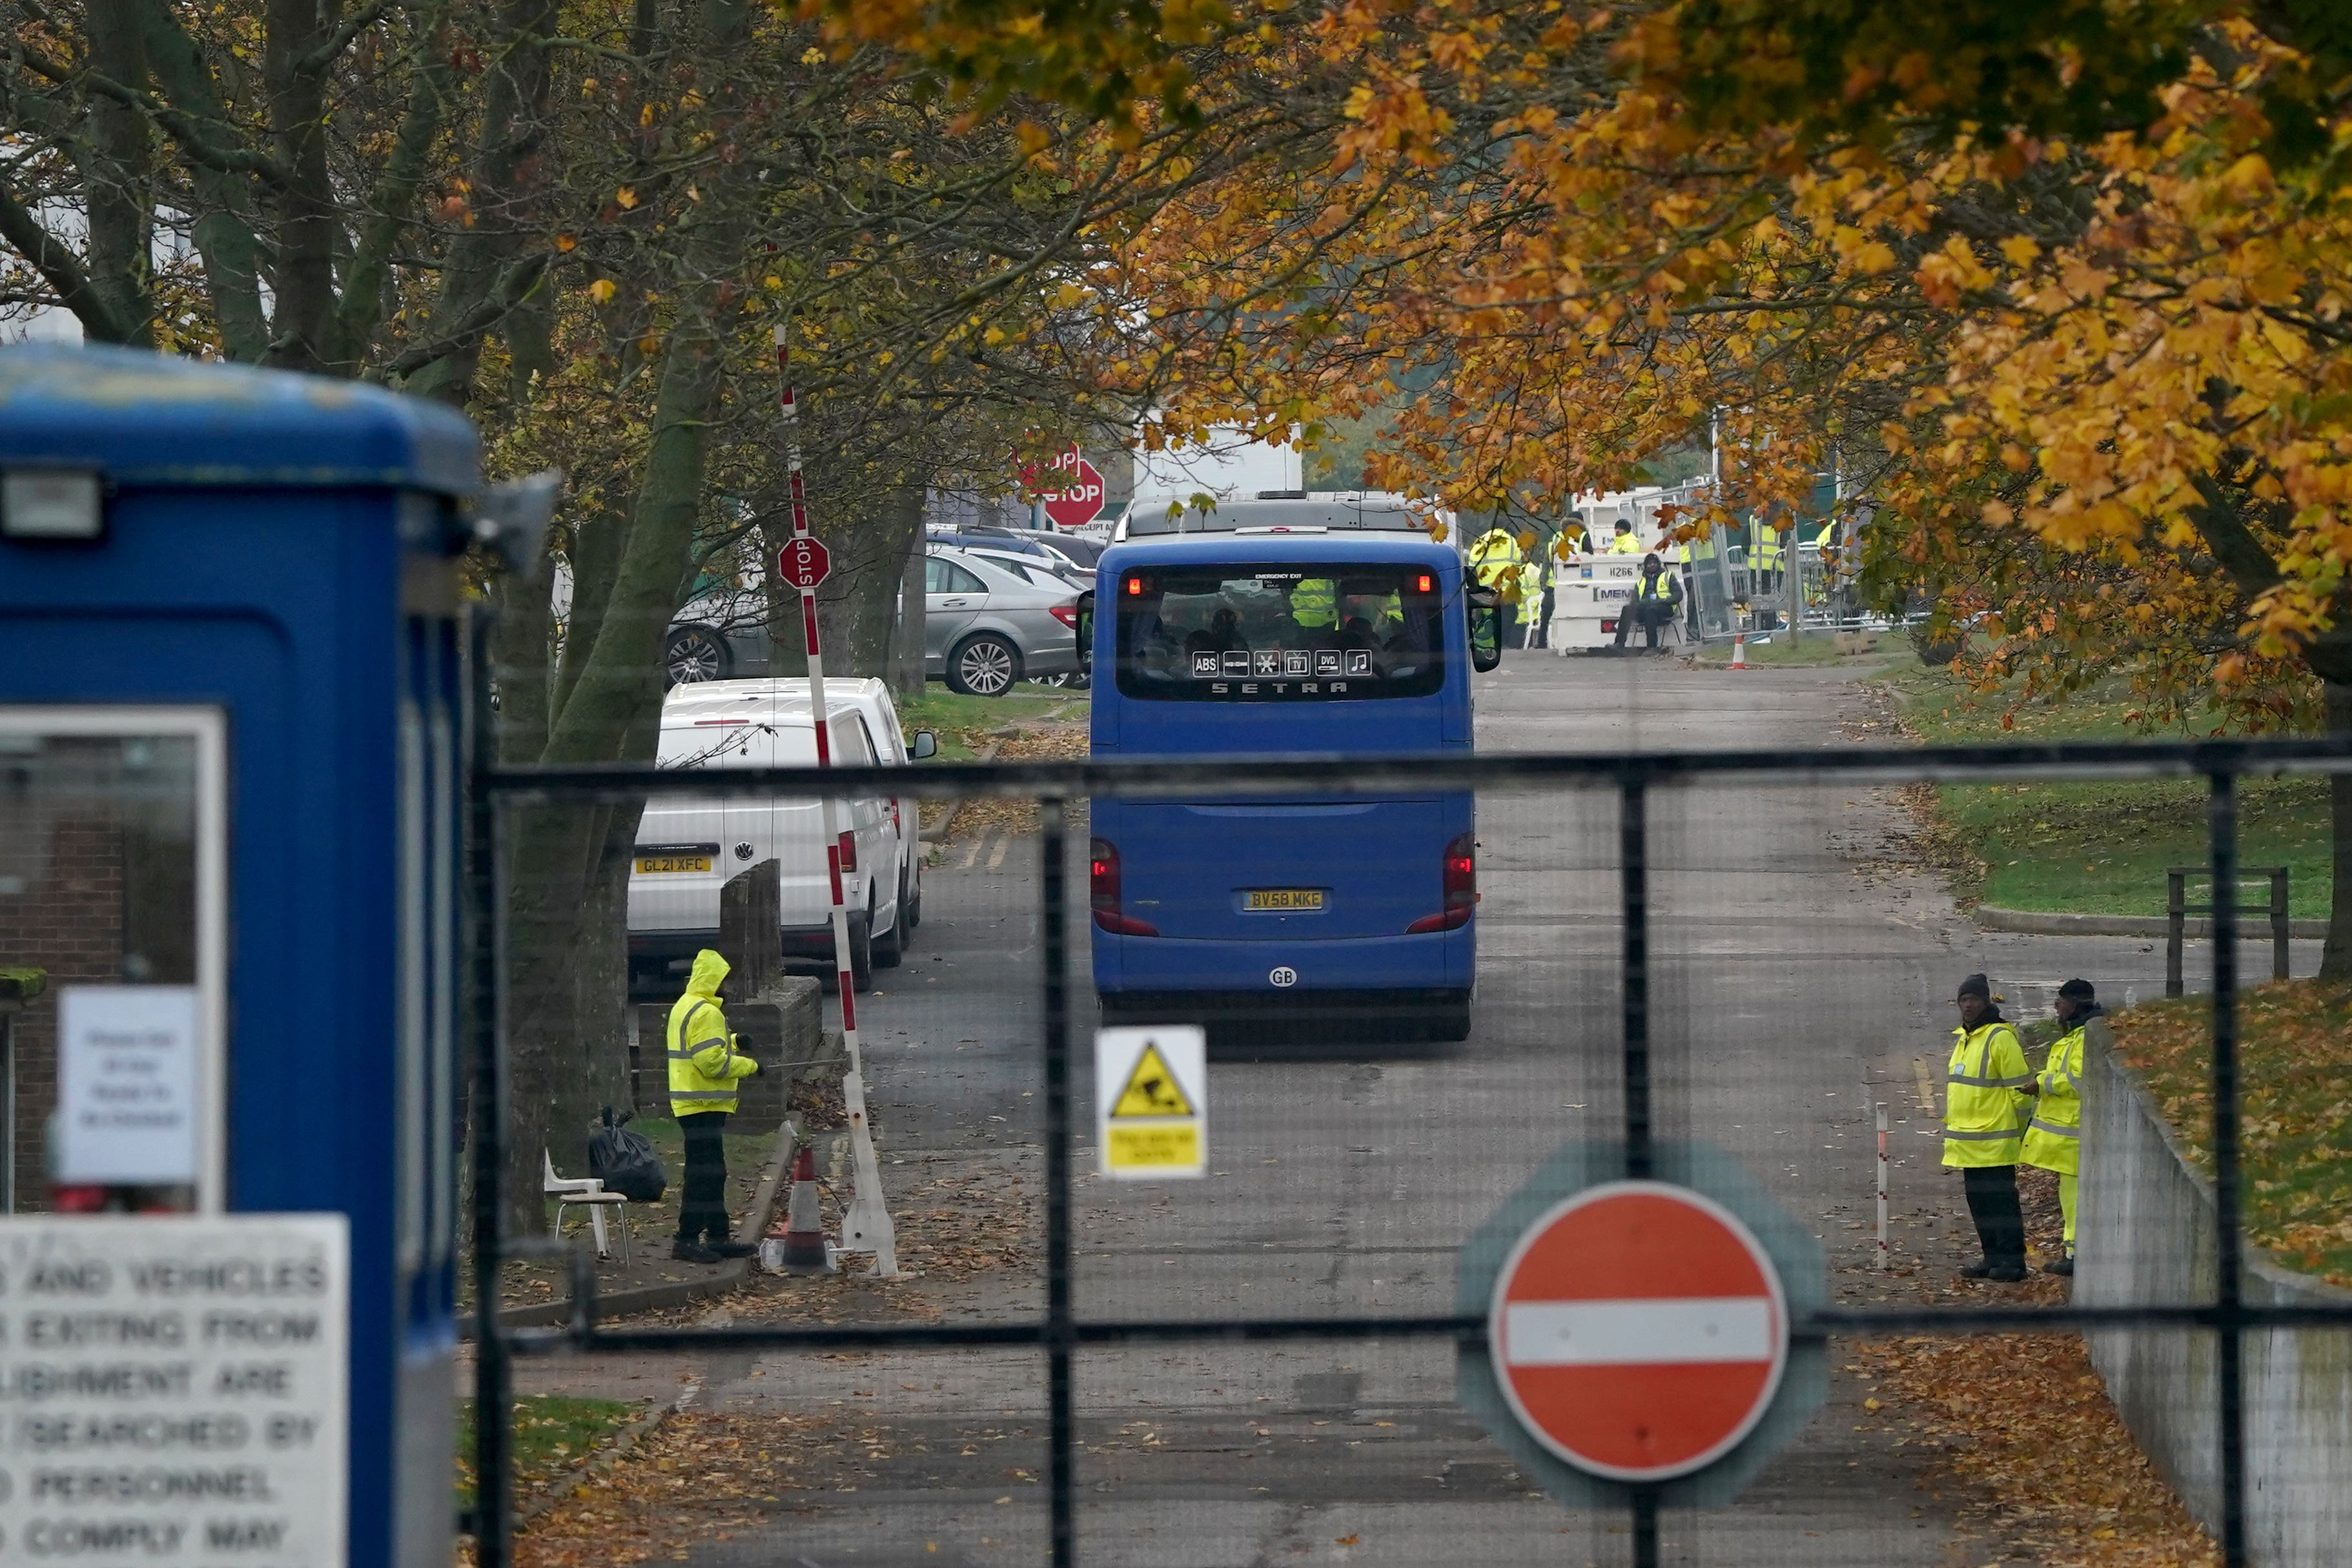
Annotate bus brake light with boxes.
[1406,833,1478,933]
[1090,837,1159,936]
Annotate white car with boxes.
[683,677,937,944]
[627,684,923,995]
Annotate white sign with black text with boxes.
[0,1214,349,1566]
[55,986,201,1185]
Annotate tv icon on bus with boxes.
[1283,651,1310,677]
[1345,650,1373,676]
[1192,651,1221,678]
[1314,650,1341,677]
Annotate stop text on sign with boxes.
[1021,445,1106,530]
[1488,1181,1788,1483]
[777,535,831,589]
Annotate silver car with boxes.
[926,544,1084,695]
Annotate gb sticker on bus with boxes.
[1096,1026,1207,1179]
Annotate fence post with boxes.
[2166,868,2186,999]
[2270,866,2290,983]
[1876,1103,1890,1270]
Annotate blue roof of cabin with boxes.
[0,342,478,496]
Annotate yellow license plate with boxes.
[1245,889,1324,910]
[637,854,711,874]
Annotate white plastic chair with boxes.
[543,1150,632,1264]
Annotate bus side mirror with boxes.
[909,729,938,760]
[1076,589,1095,662]
[1467,585,1504,672]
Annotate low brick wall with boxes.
[2080,1030,2352,1565]
[633,976,823,1134]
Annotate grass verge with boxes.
[2107,978,2352,1288]
[1879,666,2333,919]
[899,686,1087,759]
[1690,628,1903,667]
[456,1396,643,1511]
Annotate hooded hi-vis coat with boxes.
[2021,1015,2094,1176]
[668,950,760,1117]
[1943,1016,2032,1167]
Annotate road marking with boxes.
[987,834,1010,871]
[958,835,985,870]
[1501,1298,1777,1367]
[1912,1056,1937,1115]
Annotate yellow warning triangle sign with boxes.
[1110,1043,1196,1118]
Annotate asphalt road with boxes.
[519,648,2313,1565]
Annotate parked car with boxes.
[666,582,772,686]
[672,676,937,948]
[925,544,1085,695]
[627,686,912,997]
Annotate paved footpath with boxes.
[502,649,2306,1566]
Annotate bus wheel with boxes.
[947,634,1020,696]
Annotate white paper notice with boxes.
[56,986,201,1185]
[0,1214,349,1567]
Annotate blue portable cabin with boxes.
[0,343,476,1568]
[1089,497,1483,1039]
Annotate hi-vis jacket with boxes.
[668,949,760,1117]
[1469,529,1526,592]
[1943,1015,2031,1167]
[2021,1014,2096,1176]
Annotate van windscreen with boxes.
[1114,563,1445,702]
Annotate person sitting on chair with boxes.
[1612,554,1683,652]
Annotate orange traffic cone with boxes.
[774,1145,837,1274]
[1728,633,1748,670]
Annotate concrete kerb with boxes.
[920,738,1003,844]
[462,1030,845,1336]
[507,1381,693,1531]
[1974,904,2328,941]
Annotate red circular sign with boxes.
[777,535,830,589]
[1489,1181,1787,1482]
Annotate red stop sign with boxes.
[777,535,830,589]
[1489,1181,1787,1482]
[1040,454,1105,530]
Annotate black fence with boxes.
[464,629,2352,1567]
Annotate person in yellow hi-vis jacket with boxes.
[668,949,761,1263]
[1945,972,2032,1281]
[2022,977,2101,1278]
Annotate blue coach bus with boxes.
[1089,494,1502,1041]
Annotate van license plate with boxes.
[637,854,711,874]
[1245,889,1324,910]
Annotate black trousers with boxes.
[1961,1163,2025,1268]
[677,1110,730,1243]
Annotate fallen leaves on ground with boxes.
[2109,979,2352,1288]
[945,726,1089,842]
[1851,1168,2218,1568]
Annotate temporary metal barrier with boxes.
[2168,865,2294,996]
[463,605,2352,1568]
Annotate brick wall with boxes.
[0,818,127,1210]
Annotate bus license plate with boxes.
[637,854,711,874]
[1245,889,1324,910]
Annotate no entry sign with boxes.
[1489,1181,1788,1483]
[778,535,831,589]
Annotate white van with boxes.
[626,686,919,995]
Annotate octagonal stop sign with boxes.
[778,535,830,589]
[1489,1181,1788,1482]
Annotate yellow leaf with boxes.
[1997,234,2040,268]
[587,279,616,304]
[615,187,638,210]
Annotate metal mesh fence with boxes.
[465,629,2352,1568]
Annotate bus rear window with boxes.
[1114,564,1446,702]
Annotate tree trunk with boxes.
[80,0,156,346]
[262,0,335,372]
[891,542,926,697]
[2324,678,2352,979]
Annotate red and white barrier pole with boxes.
[1876,1102,1890,1271]
[776,323,899,1277]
